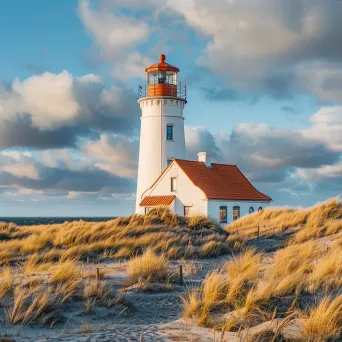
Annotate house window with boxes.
[258,207,263,212]
[145,207,152,214]
[249,207,255,214]
[220,206,227,223]
[171,177,177,192]
[233,206,240,221]
[184,206,192,217]
[167,125,173,140]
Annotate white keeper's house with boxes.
[135,54,271,225]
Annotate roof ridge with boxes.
[174,159,237,167]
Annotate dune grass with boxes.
[0,207,236,328]
[301,295,342,341]
[0,267,14,300]
[127,248,169,285]
[50,259,81,284]
[5,285,63,326]
[182,199,342,338]
[226,198,342,242]
[0,207,232,267]
[0,257,126,326]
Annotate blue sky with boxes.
[0,0,341,216]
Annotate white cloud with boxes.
[10,71,80,129]
[185,126,221,160]
[166,0,342,100]
[84,133,138,178]
[0,71,139,149]
[78,0,150,56]
[78,0,154,80]
[302,106,342,152]
[297,63,342,102]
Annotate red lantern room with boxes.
[138,54,186,101]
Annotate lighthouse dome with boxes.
[145,54,179,73]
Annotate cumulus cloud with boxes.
[78,0,151,57]
[185,126,222,160]
[84,133,138,178]
[0,71,139,149]
[165,0,342,101]
[302,106,342,152]
[0,150,135,196]
[182,106,342,204]
[219,107,342,179]
[77,0,198,81]
[78,0,342,102]
[218,122,339,182]
[78,0,154,80]
[1,105,341,207]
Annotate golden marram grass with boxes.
[182,198,342,340]
[0,206,234,266]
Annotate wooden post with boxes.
[140,334,143,342]
[257,226,260,241]
[96,267,100,281]
[179,265,184,285]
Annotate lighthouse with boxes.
[135,54,187,213]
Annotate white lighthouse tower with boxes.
[135,54,187,213]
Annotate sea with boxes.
[0,217,117,226]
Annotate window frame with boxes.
[258,207,263,212]
[219,206,228,224]
[171,177,177,192]
[166,125,173,140]
[233,206,240,221]
[249,206,255,214]
[184,206,192,217]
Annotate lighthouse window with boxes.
[148,71,177,85]
[167,125,173,140]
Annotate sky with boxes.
[0,0,341,217]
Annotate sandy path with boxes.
[7,258,227,342]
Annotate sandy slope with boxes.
[3,258,227,342]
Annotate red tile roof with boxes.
[140,195,176,207]
[175,160,271,201]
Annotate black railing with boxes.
[138,81,187,101]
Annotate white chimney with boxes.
[197,152,212,167]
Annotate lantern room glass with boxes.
[147,71,177,85]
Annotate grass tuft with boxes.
[127,249,169,285]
